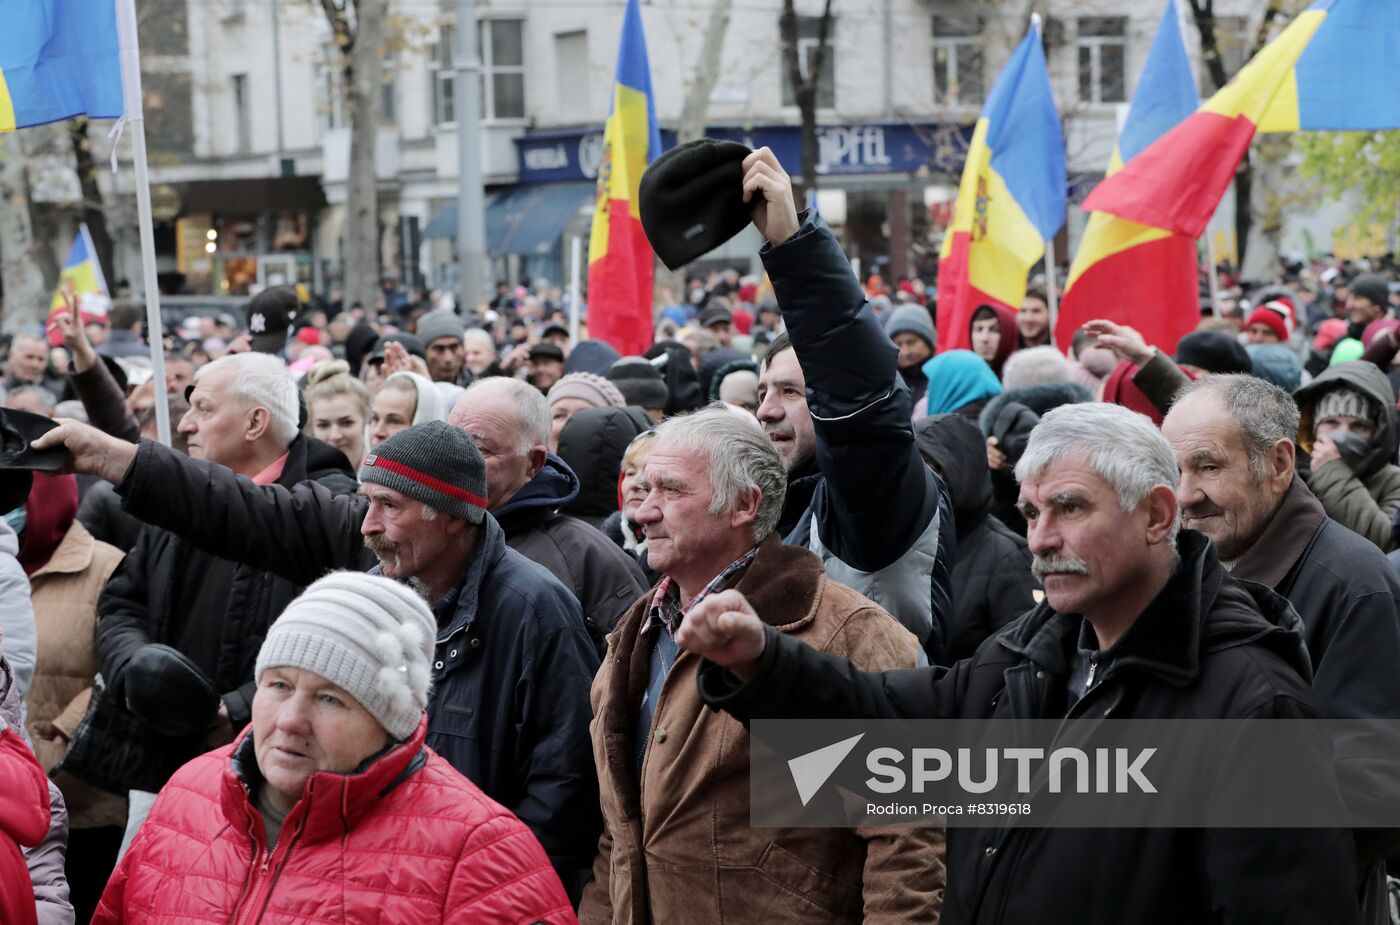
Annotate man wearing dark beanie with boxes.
[608,355,670,422]
[1173,330,1253,378]
[32,418,603,902]
[1347,274,1391,340]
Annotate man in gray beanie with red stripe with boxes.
[34,416,603,902]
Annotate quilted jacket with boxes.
[0,701,50,925]
[92,716,578,924]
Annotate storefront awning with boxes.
[423,183,593,255]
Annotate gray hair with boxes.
[193,352,299,446]
[9,385,56,413]
[1015,402,1180,542]
[463,328,496,358]
[1173,374,1300,480]
[461,376,549,453]
[1001,346,1073,391]
[652,407,786,541]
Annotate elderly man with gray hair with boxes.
[677,402,1357,924]
[580,407,945,925]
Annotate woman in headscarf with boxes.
[913,350,1003,422]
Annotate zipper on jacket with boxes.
[229,845,270,925]
[229,820,305,925]
[1085,653,1099,690]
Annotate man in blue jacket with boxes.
[34,418,602,902]
[747,148,954,662]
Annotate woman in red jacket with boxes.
[0,705,50,925]
[93,572,577,924]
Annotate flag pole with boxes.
[568,236,583,343]
[1205,233,1221,316]
[115,0,170,446]
[1043,239,1059,338]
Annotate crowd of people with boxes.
[0,146,1397,923]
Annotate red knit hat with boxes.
[1245,299,1294,343]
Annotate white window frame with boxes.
[480,17,526,122]
[232,73,251,153]
[430,26,457,127]
[1077,17,1127,104]
[317,51,345,134]
[931,14,984,106]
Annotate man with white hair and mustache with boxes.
[675,401,1358,924]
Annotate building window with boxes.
[555,30,589,119]
[781,15,836,109]
[431,27,456,126]
[931,13,984,105]
[381,60,397,125]
[317,51,345,133]
[232,74,251,153]
[1077,17,1126,103]
[480,18,525,120]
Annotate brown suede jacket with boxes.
[580,534,945,925]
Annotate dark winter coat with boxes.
[915,414,1038,662]
[642,341,703,415]
[768,212,955,663]
[556,405,653,529]
[106,438,602,898]
[1231,475,1400,877]
[67,435,355,795]
[698,531,1359,925]
[495,452,650,646]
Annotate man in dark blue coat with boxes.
[747,148,954,662]
[35,418,601,902]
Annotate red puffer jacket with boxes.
[0,724,50,925]
[93,716,577,924]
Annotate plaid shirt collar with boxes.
[642,545,760,636]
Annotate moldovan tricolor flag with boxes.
[0,0,124,132]
[1259,0,1400,131]
[937,15,1065,352]
[586,0,662,357]
[1057,0,1199,353]
[47,226,111,345]
[1083,0,1336,238]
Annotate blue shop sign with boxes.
[515,123,975,184]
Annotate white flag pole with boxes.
[1043,240,1059,336]
[568,236,583,343]
[115,0,170,446]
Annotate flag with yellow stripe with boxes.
[0,0,124,133]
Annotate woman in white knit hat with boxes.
[92,572,574,924]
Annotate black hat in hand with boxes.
[640,139,759,270]
[123,644,220,738]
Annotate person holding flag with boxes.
[587,0,662,358]
[937,14,1065,352]
[1057,0,1199,354]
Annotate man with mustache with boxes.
[675,401,1357,924]
[749,147,954,662]
[32,418,602,902]
[1162,373,1400,918]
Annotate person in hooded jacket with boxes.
[914,414,1037,662]
[882,304,937,405]
[913,350,1002,421]
[1294,361,1400,551]
[968,303,1017,378]
[642,341,704,416]
[451,377,649,647]
[555,405,653,530]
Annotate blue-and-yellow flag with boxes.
[0,0,124,133]
[936,15,1065,351]
[586,0,662,357]
[48,227,110,344]
[1260,0,1400,131]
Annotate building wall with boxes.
[123,0,1310,293]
